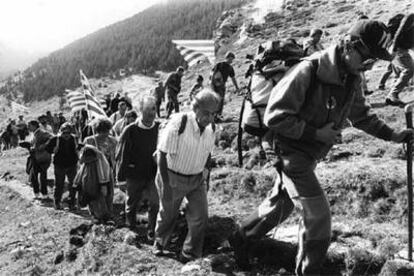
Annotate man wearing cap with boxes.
[229,20,413,275]
[210,52,240,119]
[385,13,414,106]
[165,67,184,119]
[153,88,220,263]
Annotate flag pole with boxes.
[405,103,413,262]
[80,70,98,147]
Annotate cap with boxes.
[348,20,392,61]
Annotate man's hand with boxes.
[391,129,414,143]
[315,122,341,144]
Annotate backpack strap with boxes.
[178,114,188,135]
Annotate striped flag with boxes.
[80,69,95,96]
[66,89,107,118]
[172,40,215,67]
[10,101,29,114]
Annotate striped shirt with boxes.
[158,112,215,175]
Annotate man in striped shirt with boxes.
[153,89,220,262]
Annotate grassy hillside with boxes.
[1,0,414,275]
[0,0,245,102]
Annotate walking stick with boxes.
[405,104,413,262]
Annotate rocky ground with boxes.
[2,0,414,275]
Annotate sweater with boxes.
[116,122,159,180]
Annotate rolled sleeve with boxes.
[349,82,393,141]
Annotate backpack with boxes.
[237,39,318,166]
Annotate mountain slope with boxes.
[1,0,245,102]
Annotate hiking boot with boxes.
[54,202,63,210]
[229,229,251,271]
[385,96,405,107]
[178,252,194,264]
[152,241,164,256]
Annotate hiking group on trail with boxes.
[1,12,414,275]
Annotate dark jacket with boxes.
[116,122,159,181]
[45,135,78,167]
[165,73,182,94]
[264,45,393,160]
[393,13,414,50]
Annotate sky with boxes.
[0,0,165,54]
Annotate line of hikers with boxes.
[1,112,67,151]
[7,12,414,275]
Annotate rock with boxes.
[336,5,355,13]
[69,235,84,247]
[10,246,25,260]
[379,259,414,275]
[65,248,78,262]
[218,140,230,150]
[345,248,385,275]
[209,254,235,274]
[54,251,64,264]
[241,173,256,191]
[124,231,138,246]
[18,221,31,228]
[181,264,201,273]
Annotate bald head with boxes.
[140,95,157,126]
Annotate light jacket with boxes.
[264,45,393,159]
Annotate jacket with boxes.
[31,128,53,165]
[74,145,112,206]
[393,13,414,50]
[264,45,393,160]
[116,121,159,181]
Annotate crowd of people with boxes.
[0,112,67,151]
[1,12,414,274]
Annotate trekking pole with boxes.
[405,103,414,262]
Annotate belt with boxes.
[168,169,202,177]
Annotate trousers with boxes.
[240,150,331,275]
[154,170,207,258]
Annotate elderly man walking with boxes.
[153,89,220,263]
[116,96,160,240]
[230,20,414,275]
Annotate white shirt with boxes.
[158,112,215,175]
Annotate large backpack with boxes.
[237,39,317,166]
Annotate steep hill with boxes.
[2,0,414,275]
[0,0,245,102]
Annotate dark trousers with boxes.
[30,164,49,195]
[125,177,159,234]
[212,85,225,115]
[54,165,77,204]
[156,100,162,118]
[379,62,397,87]
[166,90,179,118]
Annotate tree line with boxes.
[1,0,244,102]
